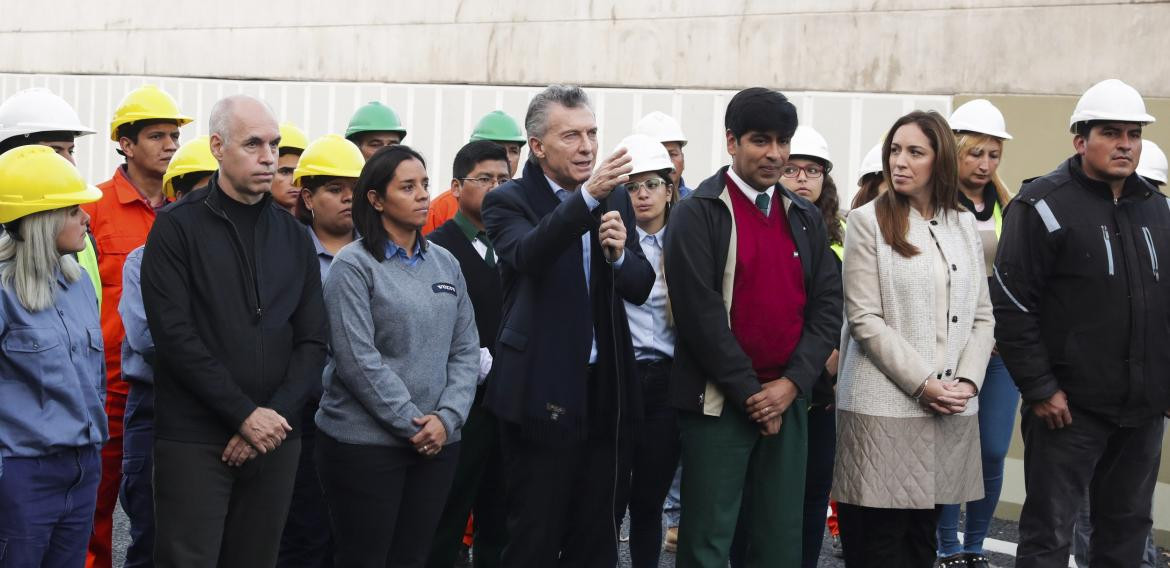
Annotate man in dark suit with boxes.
[426,140,512,568]
[481,84,655,567]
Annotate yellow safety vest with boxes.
[993,200,1003,238]
[830,219,845,260]
[77,234,101,308]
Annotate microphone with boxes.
[599,192,622,263]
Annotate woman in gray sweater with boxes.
[315,144,480,568]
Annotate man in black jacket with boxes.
[993,79,1165,568]
[482,85,655,567]
[663,88,842,567]
[426,140,511,568]
[141,95,328,567]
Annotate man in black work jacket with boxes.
[993,79,1166,568]
[482,85,654,567]
[141,95,328,567]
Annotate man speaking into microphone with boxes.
[482,84,654,567]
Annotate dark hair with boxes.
[0,131,73,156]
[1074,120,1144,140]
[452,140,509,180]
[725,88,798,141]
[352,144,427,260]
[115,119,178,158]
[171,172,212,199]
[851,172,885,209]
[815,172,844,246]
[875,110,960,257]
[279,147,303,158]
[293,175,329,225]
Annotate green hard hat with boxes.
[345,101,407,140]
[469,110,526,145]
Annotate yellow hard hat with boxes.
[279,122,309,152]
[0,145,102,224]
[293,134,364,187]
[162,136,217,199]
[109,85,193,142]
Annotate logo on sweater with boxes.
[432,282,457,296]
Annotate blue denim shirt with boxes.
[0,263,108,468]
[119,246,152,386]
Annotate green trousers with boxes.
[676,400,808,568]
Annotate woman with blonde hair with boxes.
[935,99,1016,568]
[0,145,107,567]
[833,110,995,567]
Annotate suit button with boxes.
[952,316,958,323]
[951,264,958,271]
[945,370,953,377]
[930,220,939,226]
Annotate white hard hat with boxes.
[788,126,833,171]
[615,133,674,176]
[857,143,883,185]
[1069,79,1156,133]
[949,99,1012,140]
[1137,140,1168,185]
[633,111,687,147]
[0,88,96,144]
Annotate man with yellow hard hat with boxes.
[81,84,192,568]
[272,121,309,214]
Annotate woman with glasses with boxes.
[781,126,845,568]
[834,111,994,566]
[612,133,680,568]
[315,144,481,568]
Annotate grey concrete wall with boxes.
[1,1,1167,96]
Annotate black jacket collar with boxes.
[1066,155,1154,203]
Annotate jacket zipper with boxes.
[1101,225,1115,276]
[1142,226,1160,282]
[204,200,264,320]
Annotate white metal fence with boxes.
[0,73,951,205]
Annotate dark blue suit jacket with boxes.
[482,159,654,440]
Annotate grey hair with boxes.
[209,95,276,142]
[0,208,82,312]
[525,85,592,141]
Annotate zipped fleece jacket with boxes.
[993,155,1170,425]
[140,174,329,444]
[663,166,842,416]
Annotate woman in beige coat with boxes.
[832,110,995,567]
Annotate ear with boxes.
[209,133,225,161]
[300,188,313,212]
[366,189,383,212]
[1073,134,1087,156]
[450,179,463,200]
[725,130,737,157]
[529,136,545,160]
[118,136,135,159]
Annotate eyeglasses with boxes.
[460,176,511,187]
[621,178,669,193]
[780,165,826,179]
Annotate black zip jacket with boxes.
[663,166,843,414]
[992,155,1170,425]
[141,174,328,444]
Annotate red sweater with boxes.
[726,174,807,382]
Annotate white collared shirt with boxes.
[624,225,674,360]
[726,167,775,215]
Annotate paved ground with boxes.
[113,505,1165,567]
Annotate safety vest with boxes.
[993,200,1003,238]
[77,233,101,308]
[831,219,845,260]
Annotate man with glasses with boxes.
[663,88,842,567]
[425,140,512,568]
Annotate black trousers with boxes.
[613,359,680,568]
[316,433,460,568]
[425,404,507,568]
[1017,405,1164,568]
[801,403,836,568]
[837,503,941,568]
[277,430,333,567]
[498,420,630,568]
[153,437,301,568]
